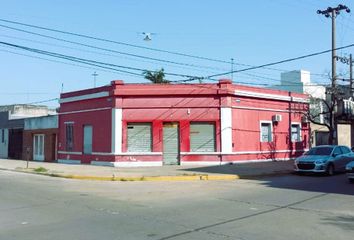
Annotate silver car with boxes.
[345,161,354,183]
[294,145,354,175]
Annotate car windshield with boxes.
[305,147,334,156]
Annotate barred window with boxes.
[260,122,272,142]
[291,124,301,142]
[65,123,74,151]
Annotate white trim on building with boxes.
[220,107,233,153]
[111,108,122,154]
[234,90,309,103]
[113,161,163,167]
[58,159,81,164]
[58,151,82,155]
[59,91,109,103]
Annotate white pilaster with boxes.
[221,107,233,153]
[111,108,122,154]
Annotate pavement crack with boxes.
[0,202,54,212]
[158,193,328,240]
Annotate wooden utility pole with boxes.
[350,54,353,97]
[317,4,351,144]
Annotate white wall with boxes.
[338,124,351,147]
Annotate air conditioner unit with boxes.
[272,114,282,122]
[301,115,309,123]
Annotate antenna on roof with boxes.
[92,72,98,87]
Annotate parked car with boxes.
[345,161,354,183]
[294,145,354,175]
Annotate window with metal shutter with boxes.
[190,123,215,152]
[127,123,152,152]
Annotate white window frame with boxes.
[291,122,302,142]
[260,121,273,142]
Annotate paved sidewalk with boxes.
[0,159,295,181]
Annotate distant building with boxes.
[22,115,58,162]
[0,105,56,159]
[269,70,354,147]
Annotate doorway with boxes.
[33,134,45,161]
[163,123,180,165]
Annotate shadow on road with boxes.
[179,161,294,177]
[322,215,354,230]
[179,162,354,196]
[254,173,354,196]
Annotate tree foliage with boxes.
[143,68,170,84]
[305,95,336,144]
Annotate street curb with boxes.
[0,167,293,181]
[64,174,240,181]
[0,168,240,181]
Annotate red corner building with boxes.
[57,79,310,167]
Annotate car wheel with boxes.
[326,164,335,176]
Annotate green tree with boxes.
[143,68,170,84]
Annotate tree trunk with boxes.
[328,127,335,145]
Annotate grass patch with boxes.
[33,167,48,173]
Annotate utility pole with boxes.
[350,54,353,97]
[92,72,98,87]
[317,4,350,144]
[231,58,234,81]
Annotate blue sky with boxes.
[1,0,353,107]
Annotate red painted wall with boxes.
[58,79,309,165]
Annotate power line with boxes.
[203,43,354,79]
[0,41,199,79]
[0,48,135,77]
[0,33,226,74]
[0,23,228,72]
[0,18,329,77]
[24,98,59,105]
[1,39,348,87]
[0,18,232,64]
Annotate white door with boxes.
[33,134,45,161]
[0,129,9,158]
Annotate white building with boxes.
[269,70,338,146]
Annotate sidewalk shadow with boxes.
[178,161,294,177]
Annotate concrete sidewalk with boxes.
[0,159,295,181]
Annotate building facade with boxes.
[0,105,56,159]
[57,79,310,167]
[270,70,334,146]
[22,115,58,162]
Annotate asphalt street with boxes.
[0,170,353,240]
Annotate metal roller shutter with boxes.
[163,123,179,165]
[127,123,152,152]
[190,123,215,152]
